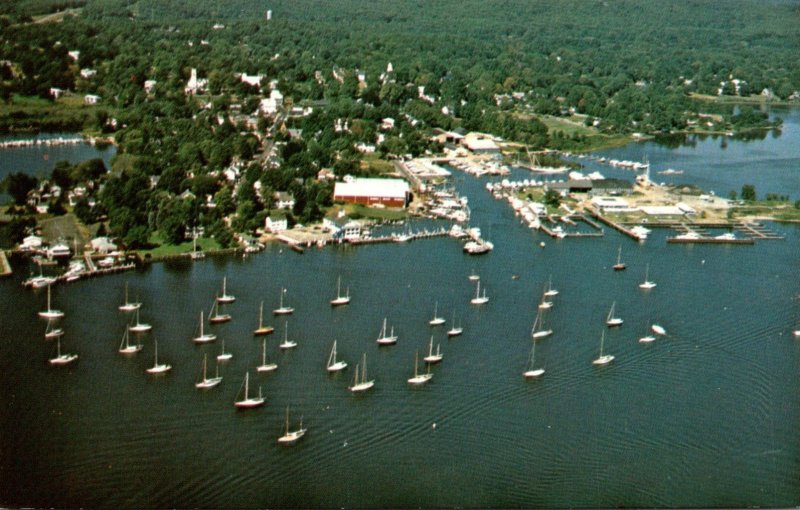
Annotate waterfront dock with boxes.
[0,250,11,277]
[586,207,645,241]
[666,236,755,245]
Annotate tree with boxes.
[3,173,38,206]
[544,189,561,208]
[741,184,757,201]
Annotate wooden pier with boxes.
[736,223,784,240]
[666,237,754,245]
[585,207,643,241]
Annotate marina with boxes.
[1,109,800,508]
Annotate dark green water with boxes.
[2,115,800,508]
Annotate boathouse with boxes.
[333,178,410,207]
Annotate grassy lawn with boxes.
[328,203,408,222]
[138,232,221,258]
[360,153,396,175]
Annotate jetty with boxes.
[0,250,11,277]
[586,207,645,241]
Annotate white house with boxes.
[80,68,97,79]
[20,235,43,251]
[144,80,157,93]
[259,89,283,115]
[273,192,295,210]
[84,94,101,105]
[240,73,264,88]
[590,196,631,212]
[90,237,117,254]
[265,214,288,233]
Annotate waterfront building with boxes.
[333,178,410,208]
[265,214,288,233]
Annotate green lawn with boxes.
[138,232,221,258]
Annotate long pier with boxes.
[585,207,643,241]
[666,237,754,245]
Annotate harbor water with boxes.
[1,112,800,507]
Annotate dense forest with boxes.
[0,0,797,248]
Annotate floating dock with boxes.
[666,237,754,245]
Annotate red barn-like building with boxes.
[333,178,410,207]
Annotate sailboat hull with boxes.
[278,429,306,444]
[523,368,545,378]
[257,364,278,372]
[327,361,347,372]
[234,398,265,408]
[592,355,615,365]
[49,354,78,365]
[209,315,231,324]
[408,373,433,385]
[146,364,171,374]
[196,377,222,389]
[253,326,274,336]
[349,381,374,392]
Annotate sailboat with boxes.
[468,270,480,282]
[639,331,656,343]
[234,372,265,408]
[253,301,274,335]
[145,338,171,374]
[216,339,232,361]
[118,283,141,312]
[612,245,626,271]
[129,308,152,332]
[49,336,78,365]
[273,288,294,315]
[651,324,666,336]
[277,405,306,444]
[348,353,375,392]
[195,353,222,388]
[193,311,217,343]
[330,276,350,306]
[523,341,545,378]
[326,340,347,372]
[638,264,657,290]
[447,311,463,337]
[256,338,278,372]
[208,299,231,324]
[543,276,559,297]
[538,286,553,310]
[531,309,553,339]
[216,276,236,303]
[279,321,297,349]
[376,318,398,345]
[606,301,623,327]
[470,281,489,305]
[423,336,443,364]
[429,301,445,326]
[118,328,142,354]
[38,284,64,319]
[408,350,433,385]
[44,319,64,339]
[592,330,615,365]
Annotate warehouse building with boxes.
[333,178,411,207]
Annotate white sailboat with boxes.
[468,270,480,282]
[592,330,615,366]
[429,301,445,326]
[531,309,553,339]
[606,301,623,327]
[208,299,231,324]
[376,318,398,345]
[234,372,265,408]
[423,336,443,364]
[612,245,626,271]
[118,328,142,354]
[38,284,64,319]
[523,341,545,378]
[408,350,433,385]
[217,276,236,303]
[256,338,278,372]
[543,276,559,297]
[538,286,553,310]
[129,308,152,332]
[330,276,350,306]
[326,340,347,372]
[216,339,232,361]
[118,283,141,312]
[192,311,217,343]
[279,321,297,349]
[447,311,463,337]
[145,338,171,374]
[651,324,666,336]
[277,405,306,444]
[638,264,656,290]
[348,353,375,392]
[44,319,64,339]
[470,281,489,305]
[273,288,294,315]
[49,336,78,365]
[195,353,222,389]
[253,301,274,335]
